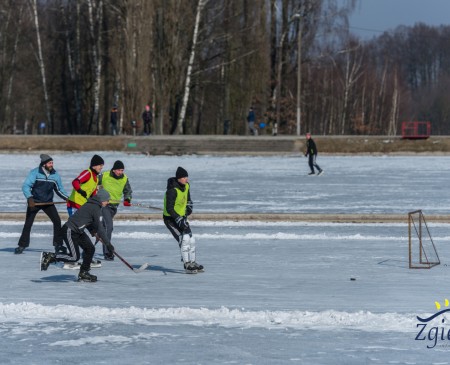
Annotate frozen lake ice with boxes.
[1,152,450,364]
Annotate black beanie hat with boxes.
[176,166,188,179]
[40,154,53,165]
[90,154,104,167]
[112,160,125,170]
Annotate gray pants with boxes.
[248,121,257,135]
[101,205,117,256]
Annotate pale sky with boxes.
[348,0,450,38]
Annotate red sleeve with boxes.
[72,170,91,190]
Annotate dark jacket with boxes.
[110,108,118,125]
[305,138,318,156]
[142,110,153,124]
[65,194,110,245]
[164,177,193,219]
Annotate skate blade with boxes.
[39,252,44,271]
[185,269,198,274]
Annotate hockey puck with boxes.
[350,278,356,281]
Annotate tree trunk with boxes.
[30,0,52,133]
[87,0,103,135]
[174,0,207,135]
[4,5,22,134]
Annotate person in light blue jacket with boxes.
[14,154,69,255]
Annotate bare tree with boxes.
[29,0,52,133]
[174,0,208,135]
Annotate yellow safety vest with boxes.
[164,183,189,217]
[101,171,128,203]
[68,169,98,206]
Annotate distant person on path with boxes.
[67,154,104,216]
[142,104,153,135]
[305,132,323,176]
[247,107,257,135]
[163,167,203,274]
[40,189,114,283]
[98,160,133,261]
[15,154,69,255]
[110,104,118,136]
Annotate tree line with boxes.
[0,0,449,136]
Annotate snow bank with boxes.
[0,302,418,333]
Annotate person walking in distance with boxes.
[15,154,69,255]
[66,154,104,217]
[98,160,132,260]
[247,107,257,135]
[40,189,114,283]
[305,132,323,176]
[142,104,153,135]
[163,167,203,274]
[110,104,118,136]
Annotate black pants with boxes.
[144,122,152,135]
[308,154,322,173]
[57,225,95,272]
[18,205,62,248]
[163,216,192,244]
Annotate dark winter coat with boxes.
[142,110,153,125]
[65,194,110,245]
[305,138,318,156]
[110,108,118,125]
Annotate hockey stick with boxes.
[34,201,67,206]
[109,199,162,211]
[95,234,149,273]
[131,202,163,211]
[114,250,149,273]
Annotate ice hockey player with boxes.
[98,160,133,260]
[163,166,203,274]
[66,154,104,216]
[15,154,69,255]
[40,189,114,282]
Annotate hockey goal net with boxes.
[408,210,440,269]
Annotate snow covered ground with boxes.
[1,152,450,364]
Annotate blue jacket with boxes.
[22,166,69,203]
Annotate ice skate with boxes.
[78,270,97,282]
[14,246,25,254]
[184,262,198,274]
[40,252,56,271]
[191,262,204,272]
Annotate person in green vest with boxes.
[98,160,132,260]
[163,166,203,274]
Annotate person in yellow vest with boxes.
[66,154,104,217]
[163,166,203,274]
[98,160,132,260]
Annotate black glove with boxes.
[27,197,36,208]
[105,242,115,253]
[77,189,87,198]
[186,202,193,216]
[175,216,189,231]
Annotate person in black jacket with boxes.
[305,132,323,176]
[163,167,203,274]
[142,104,153,135]
[40,189,114,282]
[110,104,118,136]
